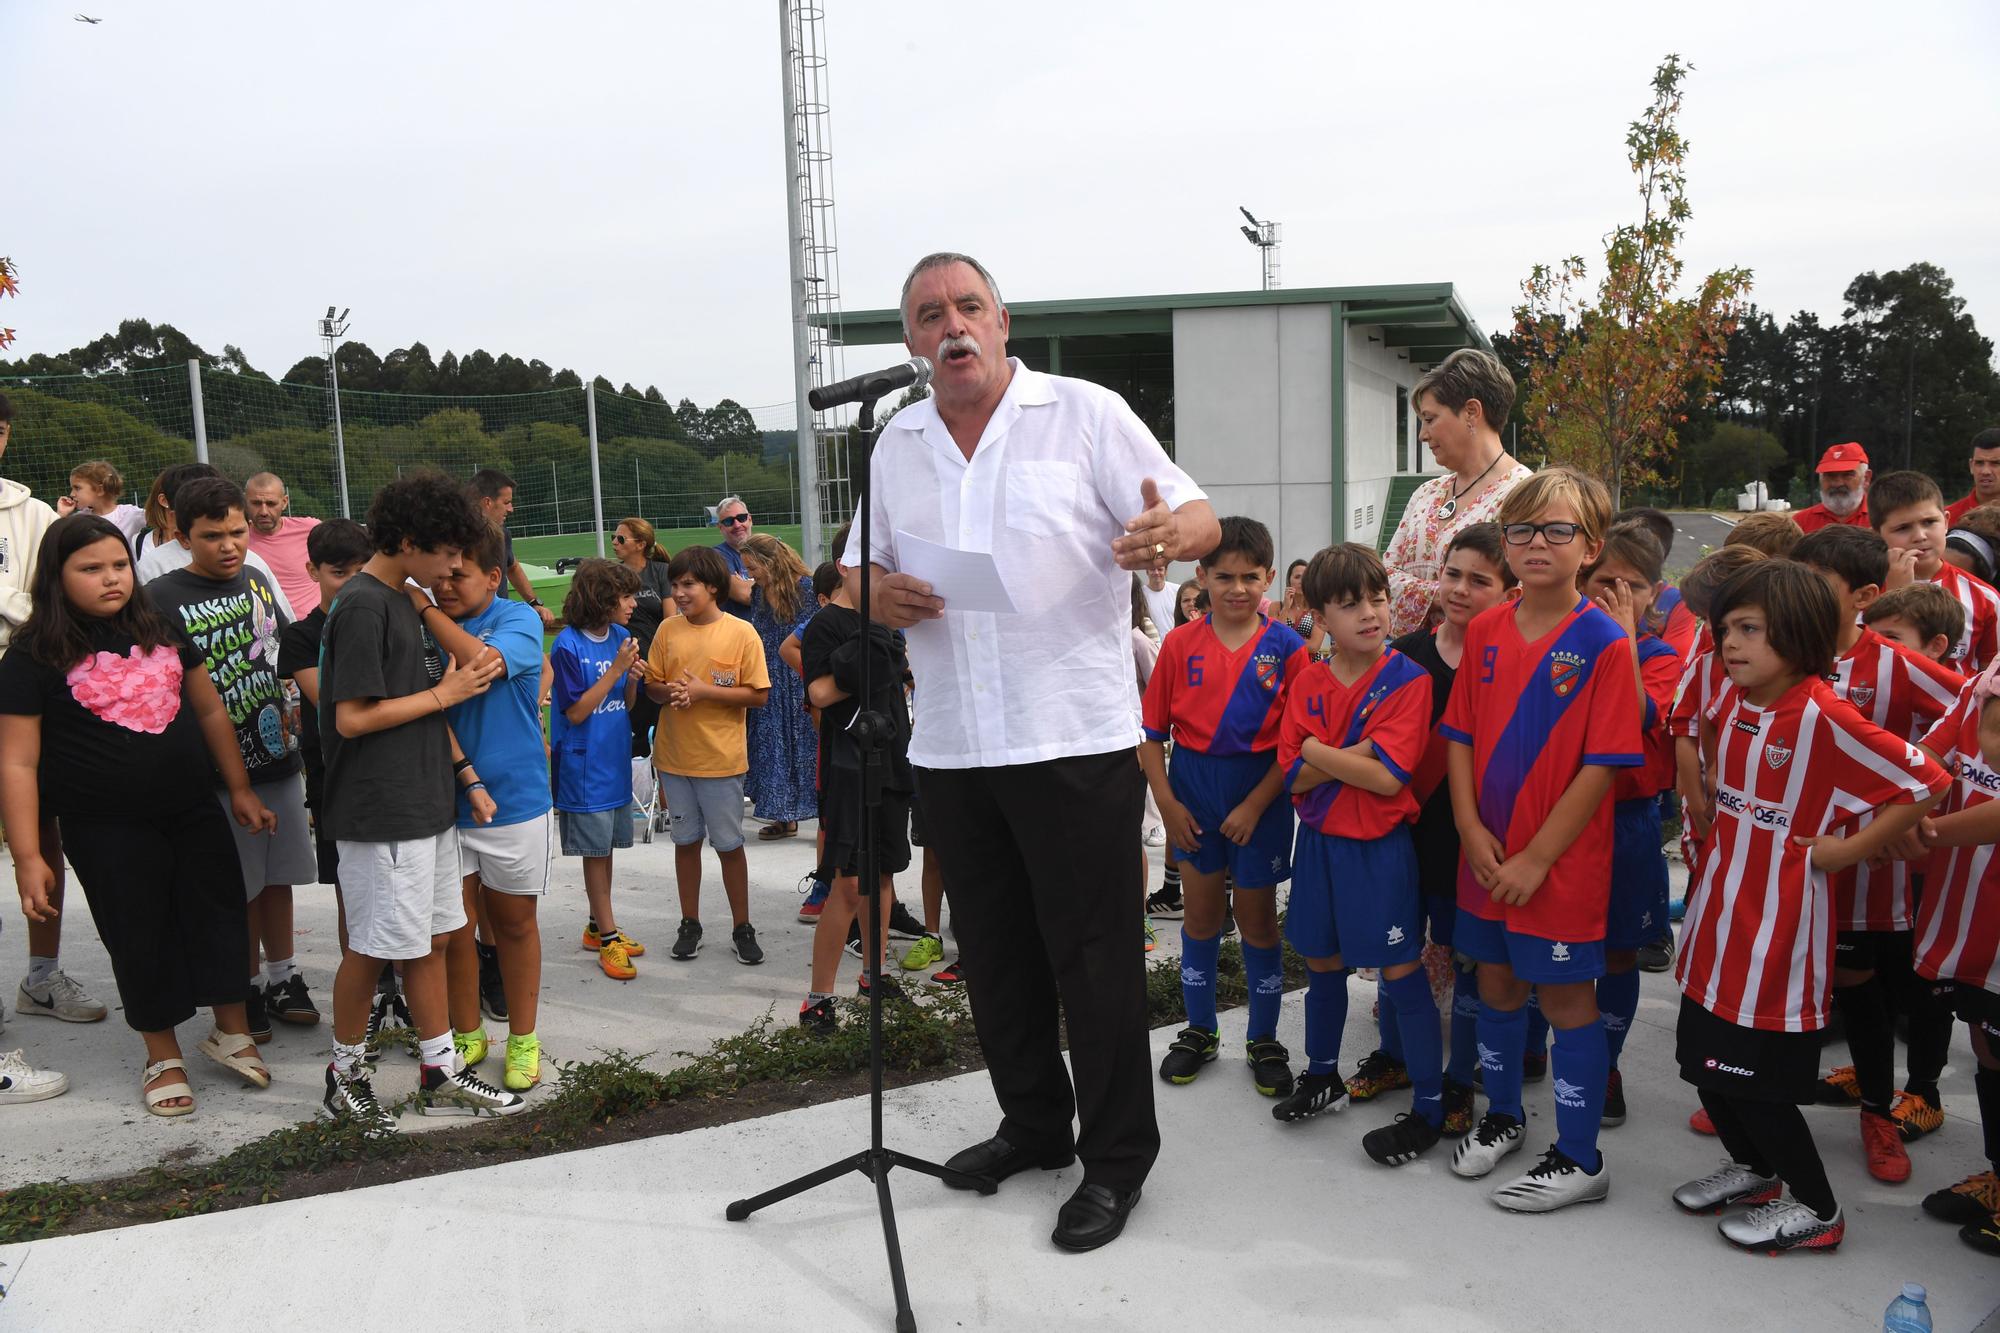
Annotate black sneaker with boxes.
[855,970,905,1002]
[731,923,764,965]
[1602,1069,1628,1127]
[1158,1026,1220,1084]
[476,943,509,1023]
[1442,1079,1477,1135]
[365,987,415,1064]
[1522,1051,1548,1084]
[323,1063,394,1130]
[244,983,273,1043]
[671,918,704,960]
[1273,1070,1348,1122]
[1637,933,1675,973]
[417,1062,527,1117]
[1345,1049,1411,1101]
[799,996,838,1036]
[265,974,319,1026]
[1222,900,1237,938]
[1364,1112,1444,1166]
[1246,1038,1294,1098]
[887,901,927,940]
[1144,887,1184,919]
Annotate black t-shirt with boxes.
[277,608,327,807]
[318,572,454,842]
[627,560,675,653]
[1390,626,1458,898]
[799,603,912,793]
[0,624,212,817]
[147,564,301,786]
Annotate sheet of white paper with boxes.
[894,530,1018,614]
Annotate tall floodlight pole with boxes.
[1238,207,1281,291]
[780,2,821,559]
[319,306,352,516]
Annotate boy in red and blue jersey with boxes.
[1442,467,1644,1212]
[1270,544,1442,1166]
[1575,522,1682,1129]
[1142,516,1305,1098]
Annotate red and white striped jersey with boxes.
[1824,629,1965,930]
[1914,682,2000,996]
[1669,649,1727,741]
[1929,561,2000,675]
[1676,676,1949,1031]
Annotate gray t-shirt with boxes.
[318,571,453,842]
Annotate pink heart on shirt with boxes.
[66,645,185,734]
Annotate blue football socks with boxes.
[1304,968,1349,1076]
[1242,941,1284,1044]
[1384,970,1444,1127]
[1377,975,1405,1061]
[1552,1018,1609,1173]
[1597,969,1642,1071]
[1180,929,1222,1034]
[1478,1000,1529,1122]
[1448,968,1480,1086]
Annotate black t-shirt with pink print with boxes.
[0,621,211,816]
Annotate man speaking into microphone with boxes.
[843,252,1217,1252]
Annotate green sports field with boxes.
[513,525,804,609]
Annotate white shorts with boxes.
[336,828,466,961]
[458,812,554,897]
[219,776,320,903]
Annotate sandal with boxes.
[143,1058,195,1117]
[198,1029,271,1089]
[757,822,798,841]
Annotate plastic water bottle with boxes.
[1884,1283,1932,1333]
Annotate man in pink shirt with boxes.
[244,472,322,613]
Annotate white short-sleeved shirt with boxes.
[843,360,1206,770]
[136,538,298,624]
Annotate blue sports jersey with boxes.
[447,597,552,829]
[549,624,635,814]
[1142,614,1307,755]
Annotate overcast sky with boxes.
[7,1,1996,428]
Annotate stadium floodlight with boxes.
[1238,206,1281,291]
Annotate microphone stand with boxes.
[726,393,992,1333]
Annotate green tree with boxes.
[1511,55,1754,507]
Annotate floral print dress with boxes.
[744,576,820,824]
[1382,463,1532,638]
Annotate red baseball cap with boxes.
[1816,442,1868,474]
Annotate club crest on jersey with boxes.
[1849,684,1875,710]
[1764,739,1794,769]
[1549,650,1587,698]
[1253,654,1281,691]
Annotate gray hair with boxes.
[716,494,747,515]
[899,252,1005,340]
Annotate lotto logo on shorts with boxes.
[1704,1058,1754,1077]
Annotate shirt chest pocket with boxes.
[1004,460,1082,538]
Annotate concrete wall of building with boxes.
[1342,324,1429,548]
[1170,303,1335,573]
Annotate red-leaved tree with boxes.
[1512,55,1753,508]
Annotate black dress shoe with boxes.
[943,1135,1076,1189]
[1051,1182,1141,1252]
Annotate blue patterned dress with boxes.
[744,576,820,823]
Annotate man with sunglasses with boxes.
[712,495,756,620]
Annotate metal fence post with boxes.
[586,382,606,557]
[188,360,209,463]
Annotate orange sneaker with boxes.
[598,937,637,981]
[583,925,645,957]
[1861,1110,1911,1183]
[1689,1107,1717,1136]
[1891,1089,1945,1143]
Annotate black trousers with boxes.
[916,749,1159,1193]
[61,803,249,1033]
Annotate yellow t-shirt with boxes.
[647,613,771,778]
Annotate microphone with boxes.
[807,357,933,412]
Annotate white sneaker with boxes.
[17,971,109,1023]
[1492,1145,1610,1212]
[1717,1198,1844,1253]
[1451,1112,1525,1178]
[0,1049,70,1104]
[417,1061,527,1117]
[1672,1159,1782,1215]
[1143,826,1166,848]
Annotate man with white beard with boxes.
[1792,441,1871,533]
